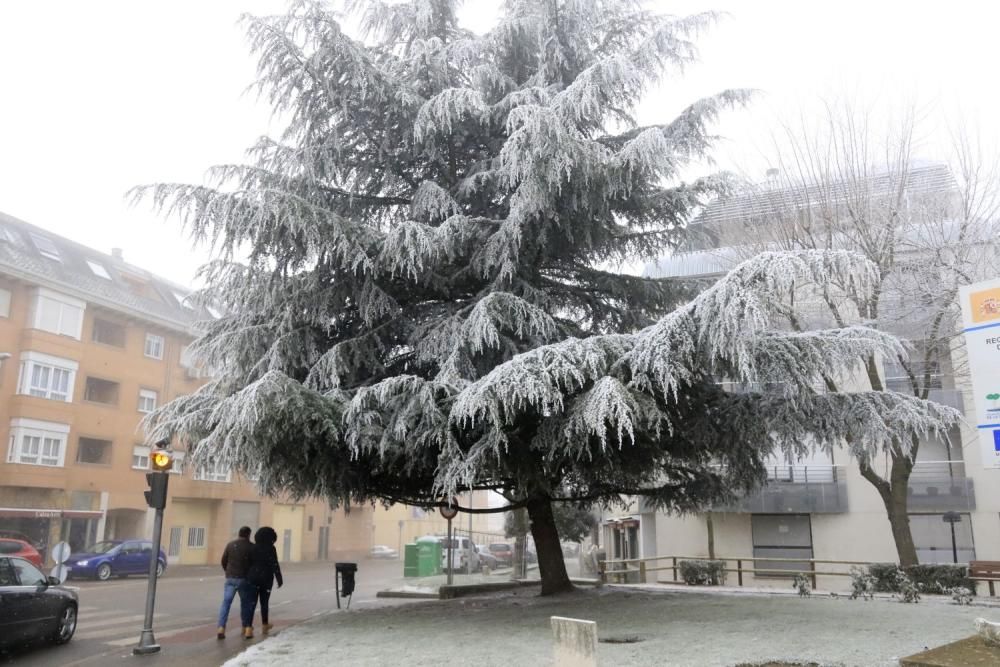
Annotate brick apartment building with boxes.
[0,211,369,568]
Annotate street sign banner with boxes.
[51,541,71,564]
[959,278,1000,469]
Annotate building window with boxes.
[86,260,112,280]
[751,514,814,576]
[30,233,61,261]
[0,287,10,317]
[84,377,120,405]
[910,513,976,564]
[6,418,69,467]
[137,389,158,414]
[18,352,77,402]
[194,460,231,483]
[76,437,112,465]
[30,289,84,339]
[132,445,150,470]
[187,527,206,548]
[92,318,126,347]
[144,333,164,360]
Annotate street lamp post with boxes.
[134,443,174,655]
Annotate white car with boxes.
[370,545,398,559]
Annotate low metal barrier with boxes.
[599,554,905,588]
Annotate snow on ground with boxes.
[223,586,992,667]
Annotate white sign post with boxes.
[959,278,1000,469]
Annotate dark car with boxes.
[487,543,513,566]
[0,539,43,568]
[0,556,78,650]
[64,540,167,581]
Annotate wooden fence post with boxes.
[737,559,743,587]
[810,560,817,590]
[639,561,647,584]
[598,560,606,584]
[672,556,678,582]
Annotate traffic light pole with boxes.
[134,473,168,655]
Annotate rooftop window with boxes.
[30,233,61,261]
[171,290,194,310]
[86,260,112,280]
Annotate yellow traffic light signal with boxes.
[150,449,173,472]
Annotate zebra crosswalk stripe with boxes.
[103,623,207,647]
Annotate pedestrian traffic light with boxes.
[144,473,169,509]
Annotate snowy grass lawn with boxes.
[224,587,989,667]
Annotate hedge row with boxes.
[865,563,974,595]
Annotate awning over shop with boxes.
[0,507,103,519]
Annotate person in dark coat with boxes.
[241,526,283,636]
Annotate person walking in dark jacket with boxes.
[217,526,254,639]
[242,526,283,636]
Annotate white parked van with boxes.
[418,535,480,572]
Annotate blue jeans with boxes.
[217,577,252,628]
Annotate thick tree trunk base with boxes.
[886,490,919,567]
[527,496,575,596]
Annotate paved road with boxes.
[2,558,407,667]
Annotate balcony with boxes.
[717,465,848,514]
[907,460,975,511]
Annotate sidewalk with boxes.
[220,581,996,667]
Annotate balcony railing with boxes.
[907,460,975,511]
[716,465,848,514]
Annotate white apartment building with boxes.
[602,164,1000,589]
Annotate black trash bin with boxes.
[335,562,358,608]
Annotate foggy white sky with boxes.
[1,0,997,287]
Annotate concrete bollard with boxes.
[551,616,598,667]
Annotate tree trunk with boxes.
[885,491,919,566]
[526,496,574,595]
[706,512,716,560]
[860,458,919,566]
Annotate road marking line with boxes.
[76,608,140,621]
[103,623,207,646]
[76,618,169,640]
[78,613,168,630]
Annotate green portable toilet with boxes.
[403,543,419,577]
[415,538,443,577]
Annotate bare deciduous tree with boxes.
[710,100,1000,565]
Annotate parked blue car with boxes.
[64,540,167,581]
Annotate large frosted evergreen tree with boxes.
[138,0,959,594]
